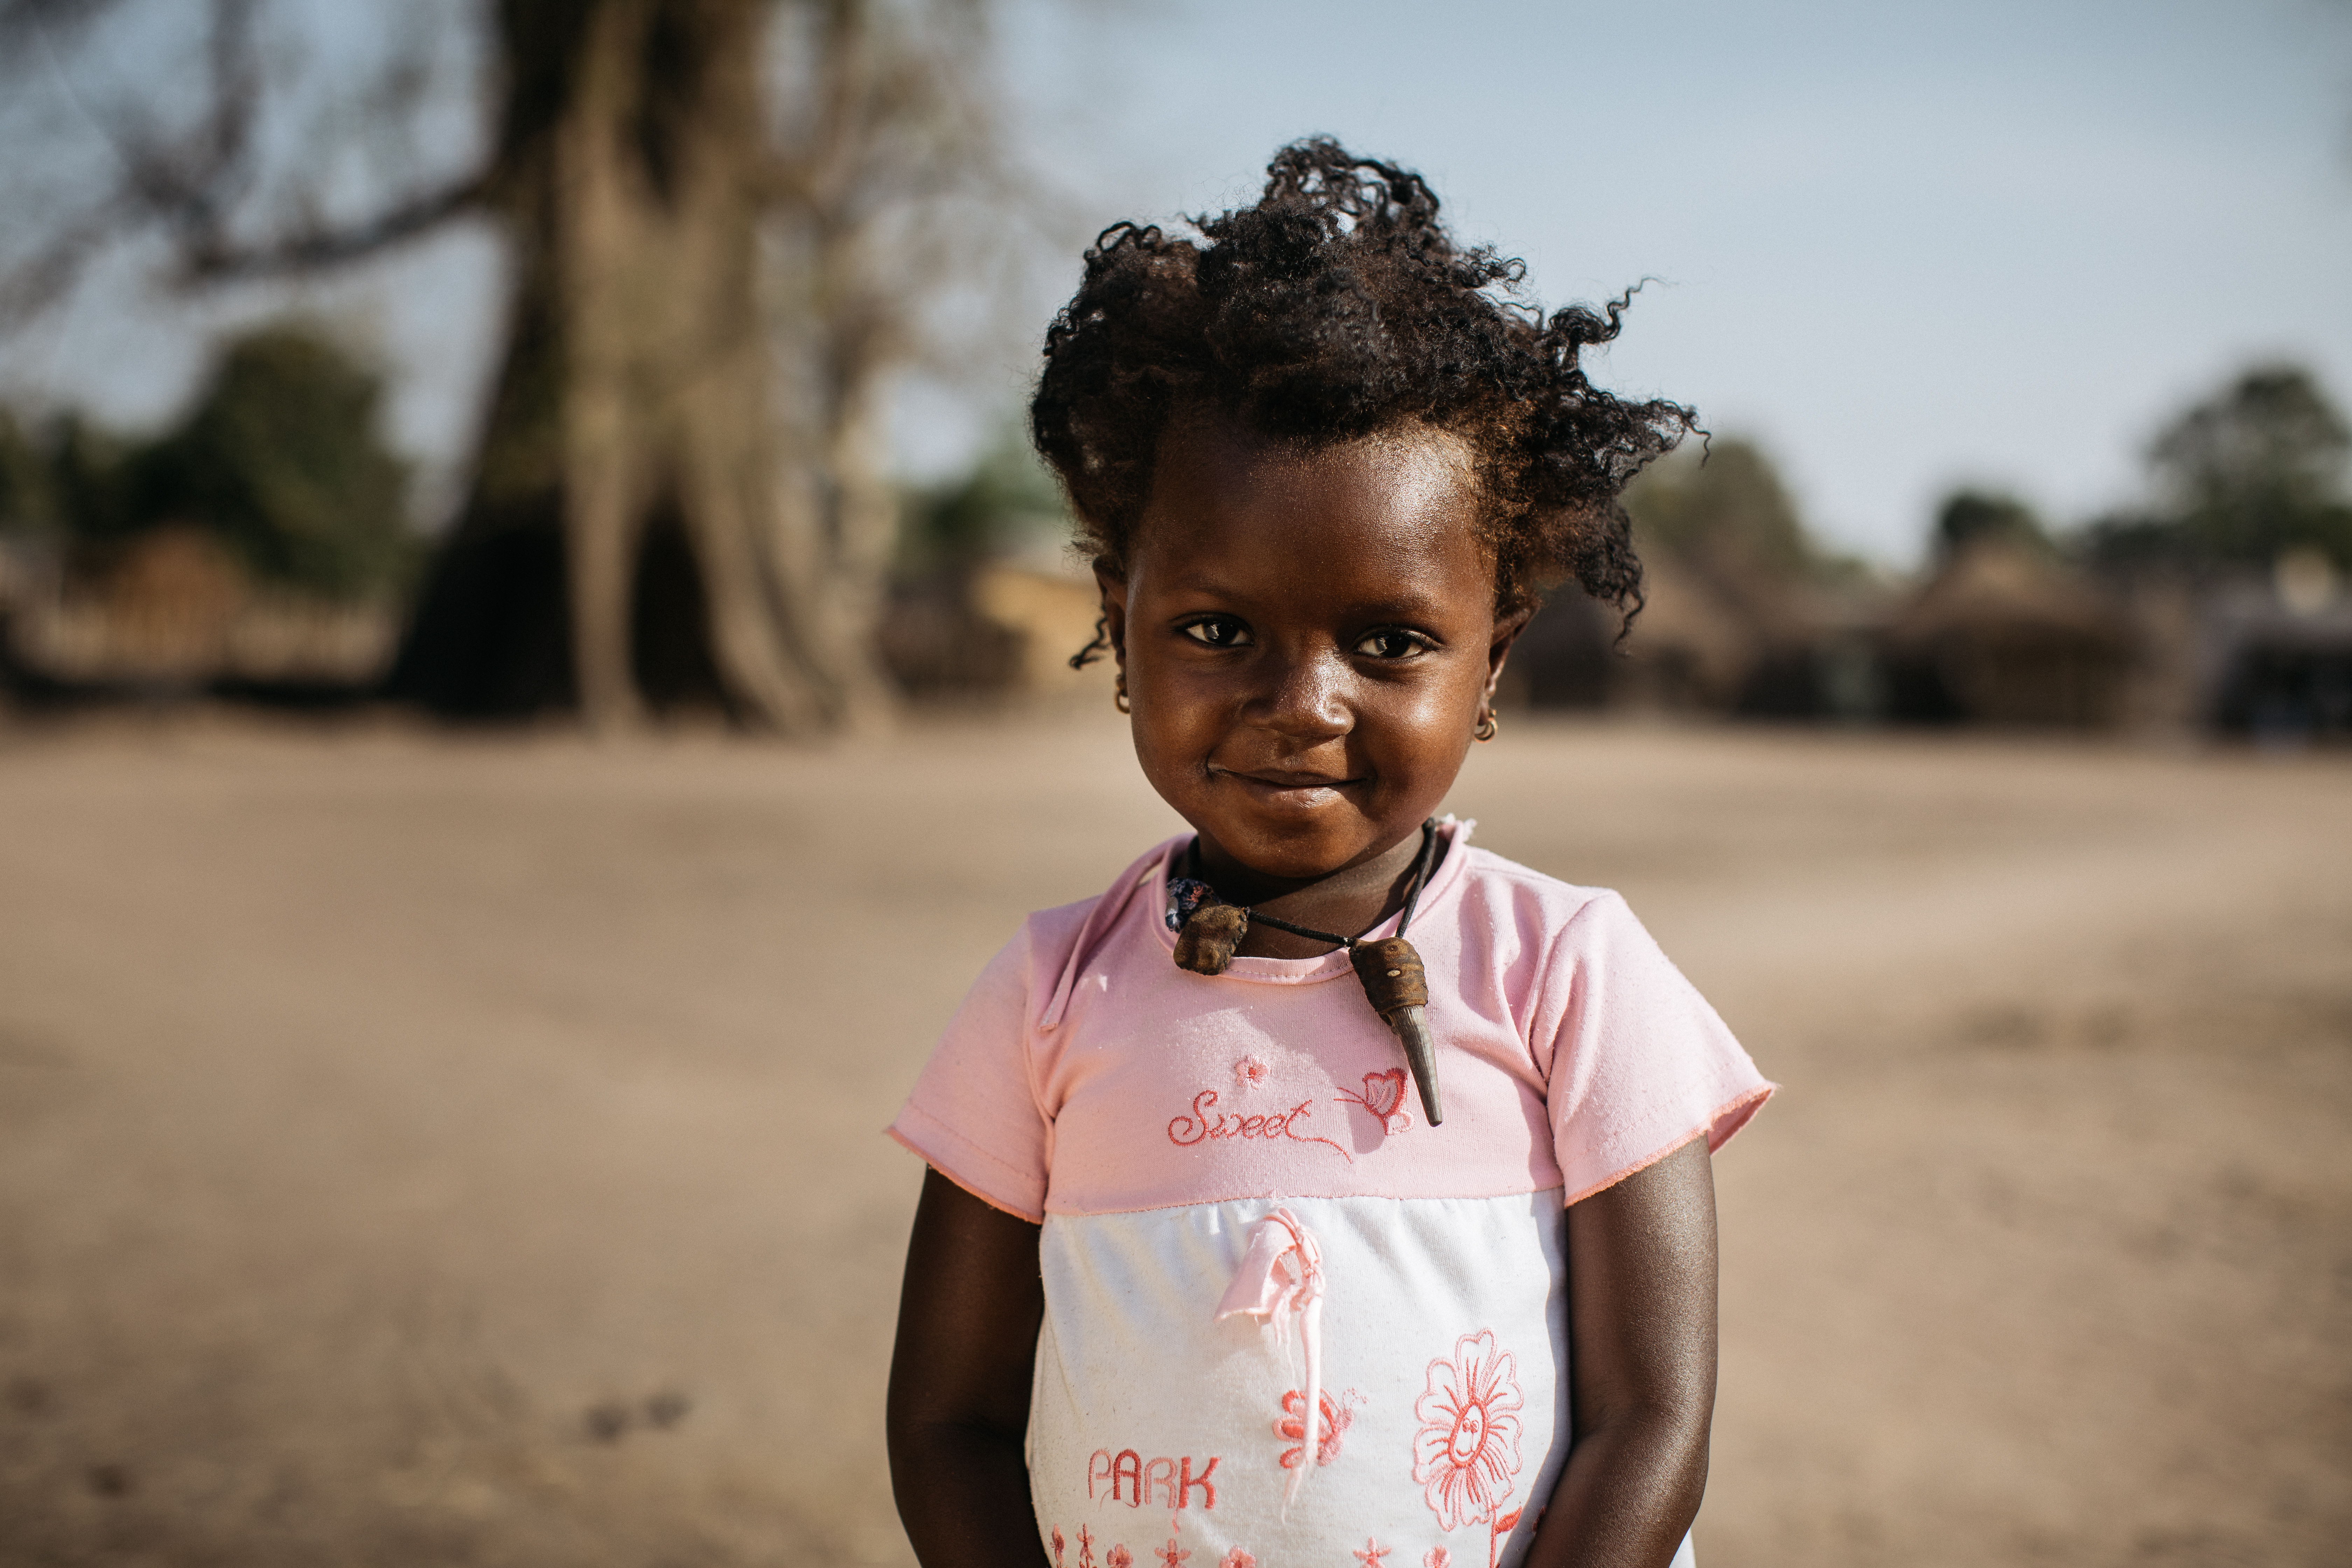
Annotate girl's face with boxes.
[1099,416,1520,885]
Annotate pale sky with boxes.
[5,0,2348,566]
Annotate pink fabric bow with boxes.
[1215,1208,1324,1505]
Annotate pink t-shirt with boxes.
[890,820,1770,1568]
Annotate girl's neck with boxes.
[1190,826,1443,961]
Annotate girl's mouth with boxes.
[1213,765,1361,808]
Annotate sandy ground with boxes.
[0,709,2344,1568]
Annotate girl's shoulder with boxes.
[1437,838,1648,951]
[1018,890,1108,955]
[995,834,1190,1030]
[1433,841,1713,1029]
[1011,834,1181,940]
[1449,841,1608,904]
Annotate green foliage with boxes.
[0,411,59,537]
[137,324,417,598]
[0,411,136,542]
[0,411,55,540]
[2095,363,2352,570]
[51,415,144,543]
[1624,437,1843,580]
[0,321,417,599]
[898,431,1070,572]
[1934,490,2049,558]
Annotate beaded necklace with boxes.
[1166,819,1446,1126]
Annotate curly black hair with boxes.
[1031,139,1696,662]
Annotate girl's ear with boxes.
[1484,608,1533,700]
[1094,566,1131,670]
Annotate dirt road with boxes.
[0,713,2344,1566]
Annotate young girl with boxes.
[886,141,1771,1568]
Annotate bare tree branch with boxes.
[179,171,486,282]
[2,0,483,326]
[0,0,124,57]
[0,199,128,327]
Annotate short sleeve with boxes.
[887,916,1058,1223]
[1545,891,1773,1205]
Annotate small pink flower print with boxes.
[1412,1330,1525,1531]
[1234,1055,1270,1090]
[1107,1546,1132,1568]
[1423,1551,1450,1568]
[1219,1551,1254,1568]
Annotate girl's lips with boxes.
[1214,766,1362,805]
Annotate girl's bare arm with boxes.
[887,1168,1053,1568]
[1528,1135,1720,1568]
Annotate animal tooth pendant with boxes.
[1168,818,1446,1127]
[1173,902,1251,975]
[1349,937,1442,1125]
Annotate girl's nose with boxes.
[1247,643,1352,742]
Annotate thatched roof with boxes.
[1893,540,2130,651]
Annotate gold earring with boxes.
[1114,671,1130,714]
[1473,707,1498,742]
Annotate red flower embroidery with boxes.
[1234,1055,1270,1090]
[1107,1546,1132,1568]
[1051,1527,1066,1568]
[1422,1551,1450,1568]
[1078,1526,1097,1568]
[1218,1552,1254,1568]
[1412,1330,1525,1531]
[1154,1539,1189,1568]
[1274,1386,1353,1469]
[1352,1541,1391,1566]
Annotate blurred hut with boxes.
[880,547,1104,703]
[1617,550,1805,712]
[1883,533,2133,727]
[0,323,410,705]
[27,526,248,687]
[2200,551,2352,741]
[4,527,397,699]
[875,564,1027,700]
[969,554,1107,693]
[1505,437,1894,720]
[877,435,1105,704]
[2081,365,2352,742]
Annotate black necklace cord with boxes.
[1394,814,1444,935]
[1169,820,1447,1127]
[1236,818,1442,949]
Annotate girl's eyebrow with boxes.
[1156,564,1457,618]
[1160,582,1459,629]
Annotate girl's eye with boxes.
[1353,629,1432,660]
[1180,617,1251,649]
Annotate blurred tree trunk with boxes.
[5,0,996,730]
[783,0,933,729]
[393,0,841,729]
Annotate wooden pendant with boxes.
[1350,937,1443,1125]
[1173,902,1251,975]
